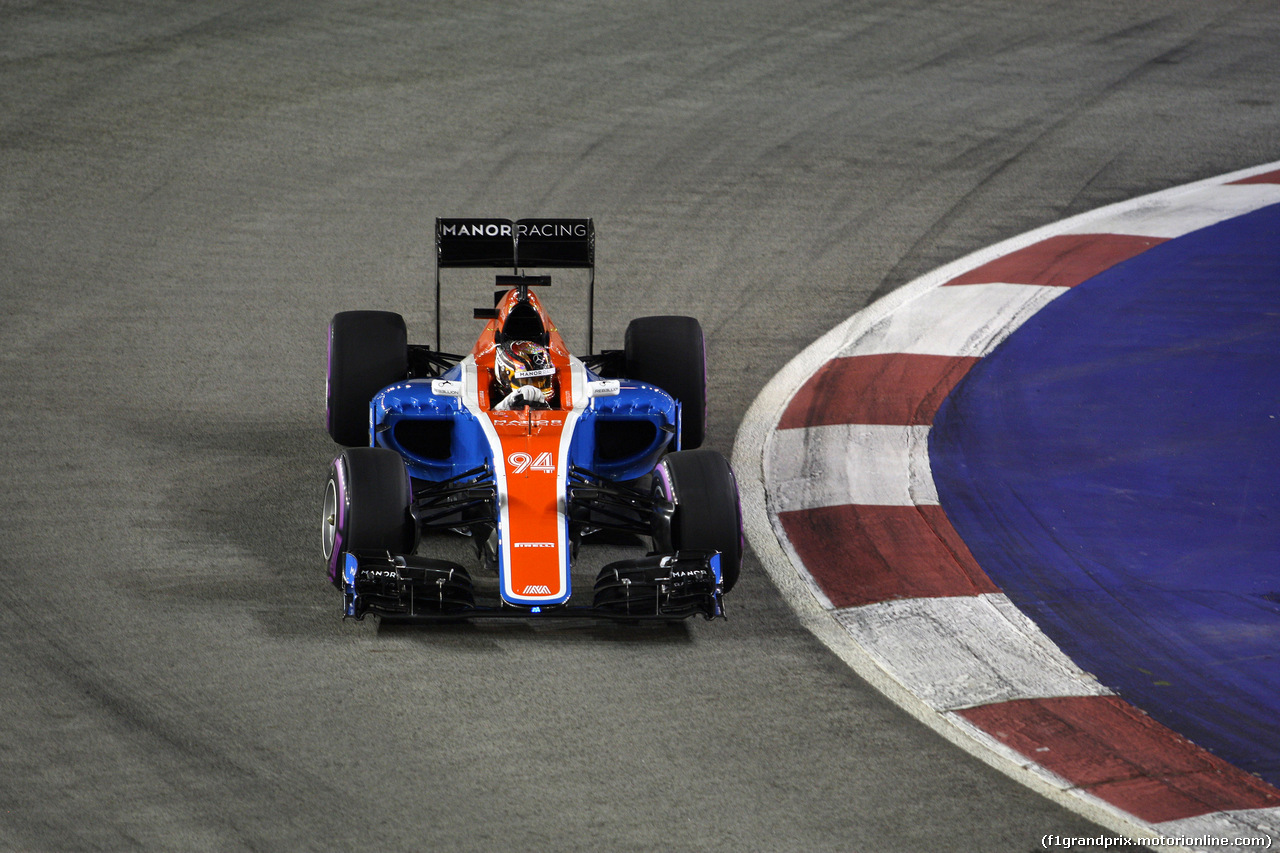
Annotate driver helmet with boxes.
[494,340,555,397]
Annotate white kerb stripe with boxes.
[834,282,1067,359]
[1061,182,1280,239]
[766,423,937,513]
[834,594,1113,712]
[1157,808,1280,844]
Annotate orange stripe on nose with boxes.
[489,412,569,600]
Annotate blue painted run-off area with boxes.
[930,203,1280,786]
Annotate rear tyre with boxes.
[322,448,418,585]
[624,316,706,449]
[654,449,743,592]
[327,311,408,446]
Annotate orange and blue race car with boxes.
[321,219,742,621]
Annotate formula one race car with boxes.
[321,218,742,621]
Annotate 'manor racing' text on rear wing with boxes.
[434,218,597,352]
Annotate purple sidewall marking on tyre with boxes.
[655,459,674,502]
[327,456,347,583]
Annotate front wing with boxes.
[340,549,725,621]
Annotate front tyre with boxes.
[654,449,743,592]
[326,311,408,446]
[322,448,418,585]
[624,316,706,449]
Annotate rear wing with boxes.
[434,218,596,351]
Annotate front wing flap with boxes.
[342,551,476,620]
[338,549,724,622]
[591,550,725,620]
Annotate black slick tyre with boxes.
[327,311,408,446]
[624,316,706,449]
[654,449,743,592]
[322,447,418,585]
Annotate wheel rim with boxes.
[322,478,338,561]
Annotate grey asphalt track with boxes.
[2,2,1278,851]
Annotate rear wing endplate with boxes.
[434,218,596,351]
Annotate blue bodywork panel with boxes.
[370,364,680,484]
